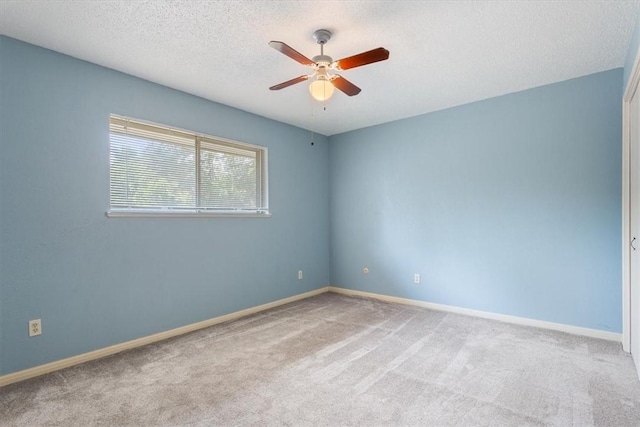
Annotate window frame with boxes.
[107,115,270,218]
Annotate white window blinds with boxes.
[109,115,268,215]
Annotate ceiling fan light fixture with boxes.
[309,76,334,101]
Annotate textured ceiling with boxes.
[0,1,638,136]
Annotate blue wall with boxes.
[0,37,330,375]
[329,69,623,332]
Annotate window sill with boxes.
[106,211,271,218]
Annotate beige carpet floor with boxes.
[1,292,640,426]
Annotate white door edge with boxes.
[623,41,640,357]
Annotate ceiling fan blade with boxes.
[269,75,310,91]
[268,41,315,66]
[333,47,390,70]
[331,75,361,96]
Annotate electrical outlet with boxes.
[298,270,303,280]
[29,319,42,337]
[414,274,421,284]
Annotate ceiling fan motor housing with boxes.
[312,55,333,66]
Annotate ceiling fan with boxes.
[268,29,390,102]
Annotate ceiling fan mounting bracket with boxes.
[313,29,332,45]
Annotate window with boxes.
[108,115,268,216]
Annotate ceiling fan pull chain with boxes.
[312,102,315,145]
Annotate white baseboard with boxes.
[328,286,621,342]
[0,287,329,387]
[2,285,621,387]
